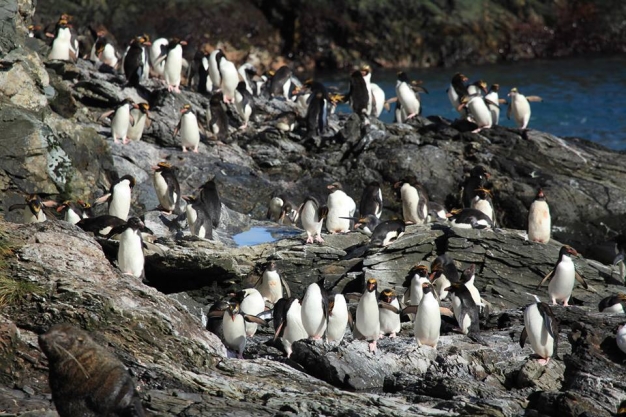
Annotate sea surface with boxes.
[320,55,626,151]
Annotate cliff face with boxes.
[35,0,626,70]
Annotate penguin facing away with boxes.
[355,278,381,353]
[461,165,491,208]
[348,70,371,123]
[182,194,213,240]
[301,277,329,340]
[527,188,551,244]
[235,81,254,129]
[520,301,559,365]
[359,181,383,219]
[537,245,588,306]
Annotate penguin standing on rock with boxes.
[448,208,494,230]
[152,162,181,214]
[445,282,481,339]
[395,72,428,121]
[396,176,428,225]
[196,178,222,230]
[255,261,291,304]
[326,182,356,234]
[378,289,401,338]
[527,188,551,243]
[485,84,503,125]
[91,30,119,69]
[301,278,329,340]
[123,35,151,87]
[537,245,588,306]
[520,301,559,365]
[402,264,431,308]
[127,103,150,142]
[106,217,151,278]
[173,104,201,153]
[159,38,187,93]
[268,66,294,99]
[206,92,229,141]
[356,278,381,353]
[95,175,136,221]
[409,282,441,348]
[347,70,371,124]
[99,99,137,145]
[182,194,213,239]
[617,325,626,355]
[56,200,92,225]
[233,288,265,337]
[360,65,385,118]
[359,181,383,219]
[447,73,469,117]
[76,215,126,237]
[299,196,328,244]
[458,88,492,133]
[460,165,491,208]
[218,53,239,104]
[217,302,267,359]
[9,194,57,224]
[326,294,349,343]
[507,87,542,129]
[471,188,495,224]
[48,18,79,61]
[149,38,168,79]
[272,298,308,358]
[234,81,254,129]
[208,49,224,91]
[430,254,460,301]
[460,264,483,311]
[189,50,212,94]
[304,81,331,137]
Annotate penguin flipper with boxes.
[243,314,268,326]
[344,292,362,302]
[526,96,543,102]
[536,269,554,289]
[401,305,418,315]
[575,271,589,289]
[279,274,291,298]
[507,103,512,120]
[94,193,111,205]
[518,327,528,348]
[537,302,556,339]
[613,251,625,266]
[378,302,400,314]
[8,203,26,211]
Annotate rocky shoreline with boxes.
[1,1,626,416]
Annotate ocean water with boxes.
[321,55,626,150]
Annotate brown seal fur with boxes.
[38,323,145,417]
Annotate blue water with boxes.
[232,227,302,246]
[320,55,626,150]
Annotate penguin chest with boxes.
[356,292,380,340]
[49,29,72,60]
[617,327,626,354]
[379,300,401,335]
[326,193,354,233]
[259,272,282,303]
[283,303,308,355]
[118,229,144,277]
[512,96,531,128]
[180,114,200,148]
[25,209,46,224]
[301,286,327,338]
[300,202,321,234]
[235,92,251,121]
[524,304,554,359]
[164,46,183,86]
[472,199,493,221]
[327,296,348,342]
[101,44,118,67]
[111,106,131,139]
[401,185,420,224]
[127,111,147,141]
[528,201,551,243]
[409,278,425,306]
[467,96,492,127]
[433,275,451,300]
[109,185,131,220]
[414,295,441,347]
[240,293,265,337]
[451,295,471,334]
[603,303,624,313]
[396,83,419,115]
[222,313,246,353]
[548,258,576,302]
[220,62,239,99]
[186,205,198,230]
[64,209,82,225]
[371,84,385,117]
[447,84,460,109]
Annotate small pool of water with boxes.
[232,227,302,247]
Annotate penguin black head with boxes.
[327,182,343,192]
[78,200,91,210]
[460,264,476,283]
[489,84,500,93]
[469,165,490,180]
[535,188,546,201]
[266,260,276,271]
[414,264,430,278]
[472,80,488,94]
[119,174,136,188]
[444,282,467,295]
[153,161,174,172]
[26,194,43,214]
[366,278,377,293]
[126,216,145,230]
[560,245,578,258]
[56,200,72,214]
[379,289,395,303]
[397,72,410,83]
[236,81,247,93]
[452,73,468,84]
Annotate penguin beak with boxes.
[428,271,437,281]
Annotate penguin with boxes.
[106,217,149,278]
[430,254,460,301]
[347,70,370,122]
[484,84,502,125]
[152,162,181,214]
[466,79,488,97]
[173,104,201,153]
[470,188,495,223]
[359,181,383,219]
[127,102,150,142]
[304,81,331,137]
[149,38,169,79]
[197,179,222,229]
[411,282,441,348]
[402,264,430,307]
[598,294,626,313]
[274,111,297,132]
[76,215,126,237]
[91,31,119,69]
[351,214,380,236]
[95,175,135,221]
[427,201,448,222]
[617,325,626,355]
[47,18,79,61]
[123,35,151,87]
[527,188,551,244]
[395,72,427,121]
[56,200,92,225]
[445,282,481,337]
[206,92,229,141]
[232,288,265,337]
[8,194,57,224]
[326,294,349,343]
[520,301,559,365]
[255,261,291,304]
[355,278,381,352]
[325,182,356,234]
[217,53,239,104]
[395,176,428,225]
[206,300,229,339]
[207,49,223,90]
[537,245,588,306]
[460,264,483,310]
[360,65,385,117]
[268,66,294,99]
[182,194,213,239]
[278,200,300,227]
[266,194,287,223]
[369,219,405,247]
[218,302,266,359]
[460,165,491,208]
[448,208,494,229]
[298,196,328,244]
[300,277,329,340]
[237,63,257,95]
[100,99,136,145]
[507,87,542,129]
[378,289,401,338]
[447,72,469,117]
[161,38,187,93]
[272,298,308,358]
[234,81,254,129]
[459,87,492,133]
[190,50,212,94]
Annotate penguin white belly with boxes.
[220,61,239,102]
[111,105,131,142]
[451,295,471,334]
[240,291,265,337]
[448,84,461,115]
[400,185,420,224]
[408,277,428,306]
[235,92,252,124]
[485,92,500,125]
[414,294,441,347]
[548,258,576,304]
[150,39,168,77]
[180,113,200,150]
[186,205,198,231]
[326,294,348,342]
[281,79,291,99]
[222,312,246,355]
[164,46,183,88]
[472,199,493,221]
[300,202,320,236]
[356,291,380,341]
[154,172,175,211]
[528,200,551,243]
[465,283,482,308]
[432,275,451,301]
[208,51,221,89]
[524,303,554,359]
[64,209,82,225]
[467,96,492,128]
[301,284,327,338]
[379,299,401,335]
[25,210,46,224]
[101,44,118,67]
[326,192,352,233]
[258,270,282,303]
[202,58,213,92]
[282,301,308,356]
[371,84,385,118]
[396,83,420,117]
[617,326,626,354]
[127,111,147,141]
[603,304,624,313]
[48,29,72,60]
[109,185,131,220]
[118,228,143,277]
[296,94,309,116]
[512,96,531,129]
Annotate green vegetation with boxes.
[0,226,44,307]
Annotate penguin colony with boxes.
[19,14,626,371]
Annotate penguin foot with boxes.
[314,235,325,243]
[113,138,120,144]
[389,332,397,338]
[239,123,248,130]
[368,340,377,353]
[471,127,483,133]
[193,147,199,153]
[182,146,188,152]
[537,357,550,366]
[122,137,130,145]
[406,113,417,120]
[305,236,314,244]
